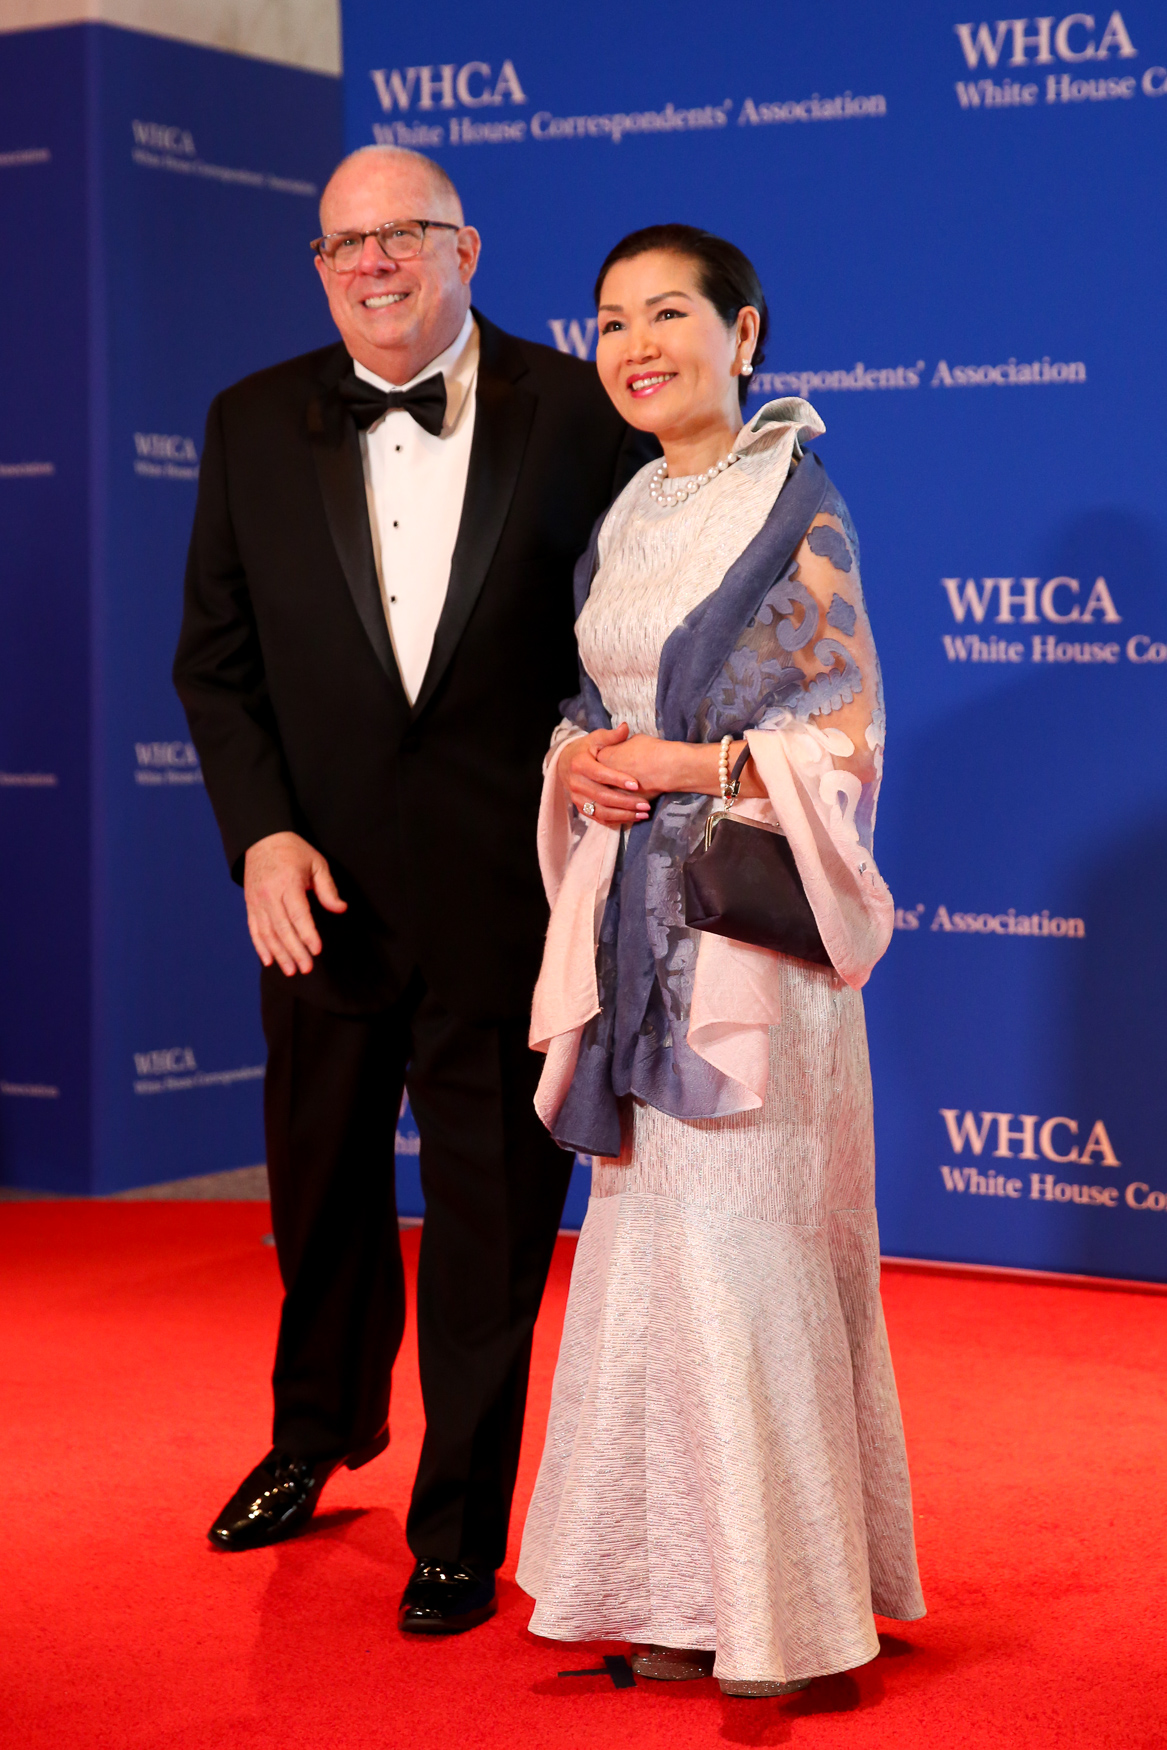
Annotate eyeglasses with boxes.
[310,217,460,272]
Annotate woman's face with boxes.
[594,250,758,439]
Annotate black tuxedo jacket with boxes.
[174,312,654,1021]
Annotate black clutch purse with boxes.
[681,744,832,967]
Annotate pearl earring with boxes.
[740,361,753,376]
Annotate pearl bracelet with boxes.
[718,734,741,810]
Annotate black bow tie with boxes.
[338,370,447,437]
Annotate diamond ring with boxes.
[582,800,596,816]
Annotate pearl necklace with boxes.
[647,448,740,508]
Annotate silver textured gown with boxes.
[516,427,925,1686]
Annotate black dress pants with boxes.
[260,966,573,1571]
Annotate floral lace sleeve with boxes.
[698,485,885,856]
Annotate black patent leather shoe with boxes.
[398,1559,497,1634]
[207,1427,388,1551]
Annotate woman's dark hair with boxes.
[593,223,768,406]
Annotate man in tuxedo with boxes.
[174,146,651,1633]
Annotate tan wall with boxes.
[0,0,341,74]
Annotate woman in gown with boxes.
[515,225,925,1697]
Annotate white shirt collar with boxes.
[353,310,478,436]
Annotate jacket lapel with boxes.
[409,313,536,720]
[307,345,403,692]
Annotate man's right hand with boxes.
[243,832,348,976]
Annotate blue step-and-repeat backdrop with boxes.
[338,0,1167,1277]
[2,5,1164,1280]
[0,23,340,1193]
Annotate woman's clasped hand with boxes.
[558,722,650,826]
[558,721,762,825]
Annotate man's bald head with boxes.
[312,145,480,385]
[319,147,464,233]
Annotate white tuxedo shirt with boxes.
[354,309,478,704]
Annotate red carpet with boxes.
[2,1202,1165,1749]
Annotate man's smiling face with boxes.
[314,150,480,381]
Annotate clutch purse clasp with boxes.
[703,809,730,852]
